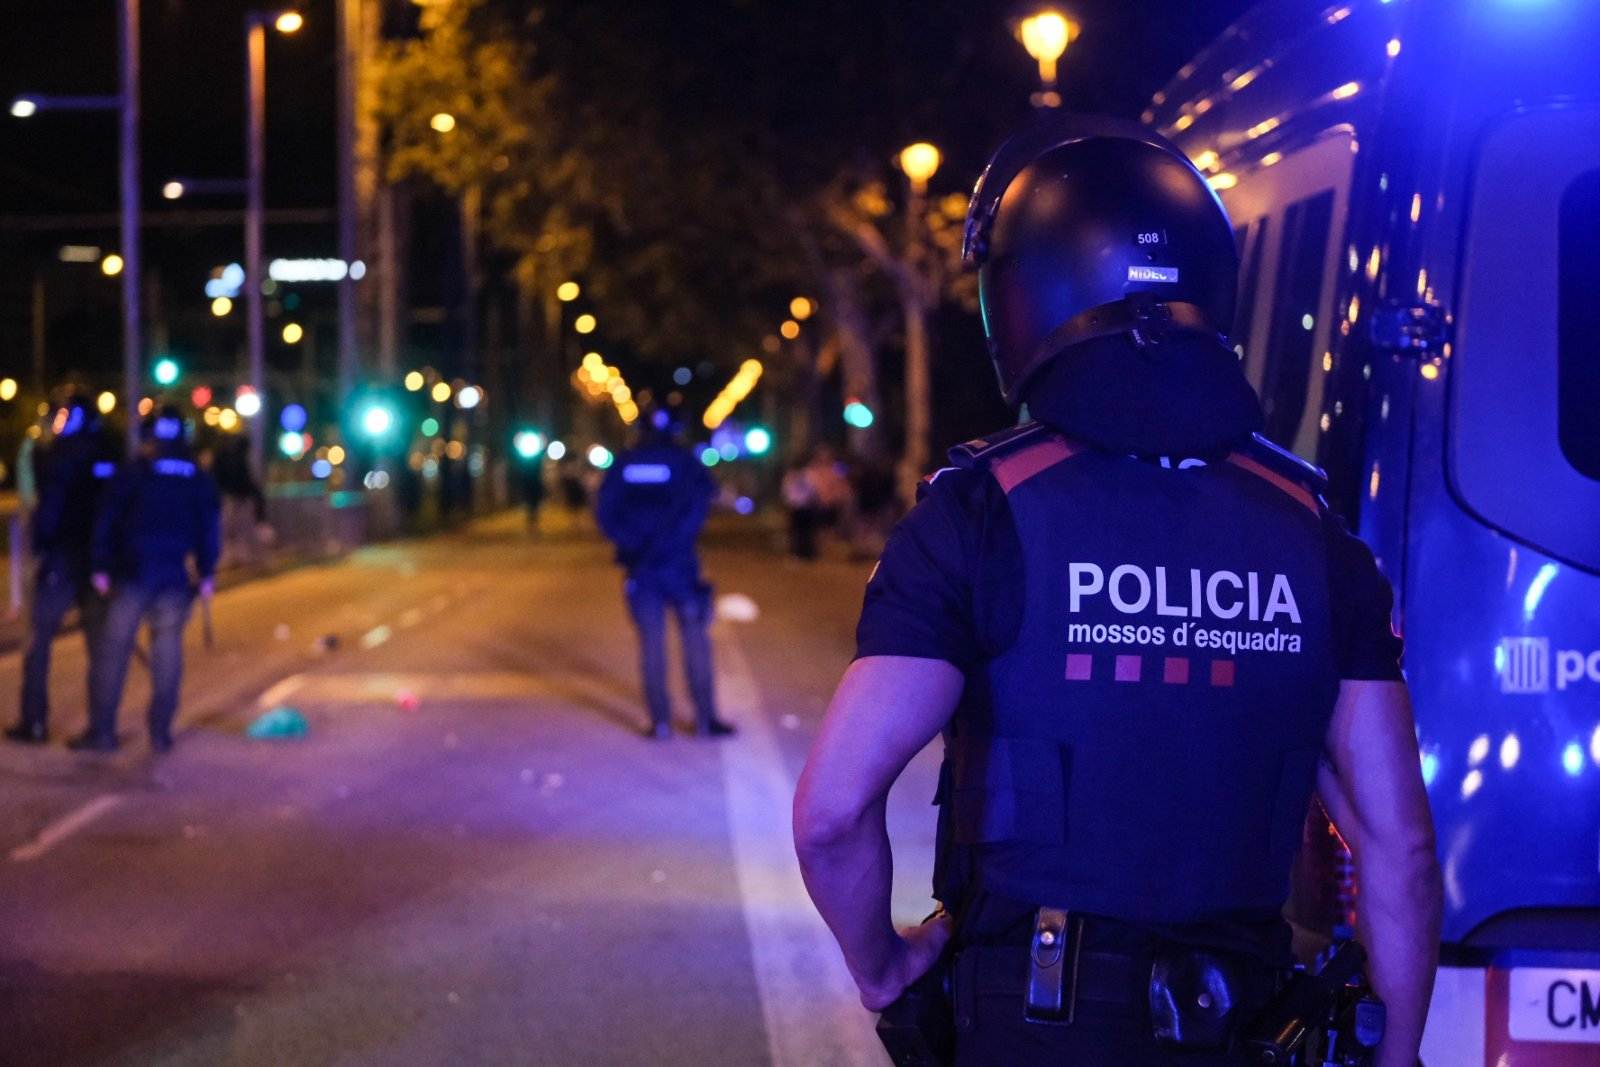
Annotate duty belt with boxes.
[954,908,1284,1048]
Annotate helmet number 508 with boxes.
[1137,231,1167,245]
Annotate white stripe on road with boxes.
[715,629,885,1067]
[9,794,124,863]
[255,674,307,709]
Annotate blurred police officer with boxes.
[596,410,735,740]
[4,395,115,744]
[794,118,1441,1066]
[71,406,220,753]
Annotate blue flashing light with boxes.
[1562,742,1585,777]
[280,402,308,432]
[734,495,755,515]
[700,446,720,467]
[311,458,333,479]
[152,357,181,386]
[843,401,875,429]
[1522,563,1559,621]
[743,426,772,455]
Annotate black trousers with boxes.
[624,579,716,729]
[19,568,104,730]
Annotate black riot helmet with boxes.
[964,115,1240,407]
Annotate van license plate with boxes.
[1509,969,1600,1043]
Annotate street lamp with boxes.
[241,9,304,472]
[896,140,942,506]
[898,142,942,195]
[1017,10,1078,108]
[556,281,581,302]
[9,0,141,454]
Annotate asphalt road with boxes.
[0,510,941,1067]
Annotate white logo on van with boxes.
[1499,637,1600,693]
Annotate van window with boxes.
[1559,168,1600,482]
[1261,191,1335,447]
[1454,104,1600,573]
[1233,219,1270,360]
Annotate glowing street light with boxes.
[161,181,184,200]
[430,112,456,133]
[211,296,233,317]
[235,388,263,418]
[573,313,597,335]
[361,404,393,437]
[898,142,942,195]
[281,322,304,344]
[404,370,425,391]
[456,385,482,409]
[9,98,38,118]
[556,281,580,302]
[274,10,304,34]
[790,296,814,321]
[431,381,452,403]
[1017,11,1078,107]
[0,378,16,401]
[101,253,125,277]
[779,319,800,340]
[96,390,117,415]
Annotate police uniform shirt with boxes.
[854,439,1402,959]
[856,458,1401,679]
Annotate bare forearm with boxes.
[1359,849,1443,1067]
[794,801,898,988]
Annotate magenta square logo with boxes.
[1065,654,1093,681]
[1210,660,1236,687]
[1162,657,1190,684]
[1114,655,1142,683]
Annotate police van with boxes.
[1148,0,1600,1062]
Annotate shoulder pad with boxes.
[1242,433,1328,495]
[947,421,1050,469]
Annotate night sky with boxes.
[0,0,1255,407]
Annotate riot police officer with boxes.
[793,118,1441,1066]
[4,395,115,744]
[72,407,220,753]
[595,410,735,740]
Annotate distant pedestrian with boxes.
[596,411,735,740]
[519,458,547,533]
[213,437,266,567]
[74,407,220,754]
[4,396,115,745]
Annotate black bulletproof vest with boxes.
[940,424,1340,925]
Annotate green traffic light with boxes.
[361,405,393,437]
[513,430,545,459]
[743,426,772,455]
[153,357,181,387]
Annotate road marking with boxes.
[256,674,307,709]
[714,628,883,1067]
[9,794,124,863]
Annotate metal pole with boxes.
[120,0,141,456]
[245,18,266,473]
[336,0,359,402]
[30,275,46,390]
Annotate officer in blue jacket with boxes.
[794,118,1440,1066]
[72,406,221,753]
[596,410,735,740]
[4,395,116,744]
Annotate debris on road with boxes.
[715,592,760,622]
[246,706,309,740]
